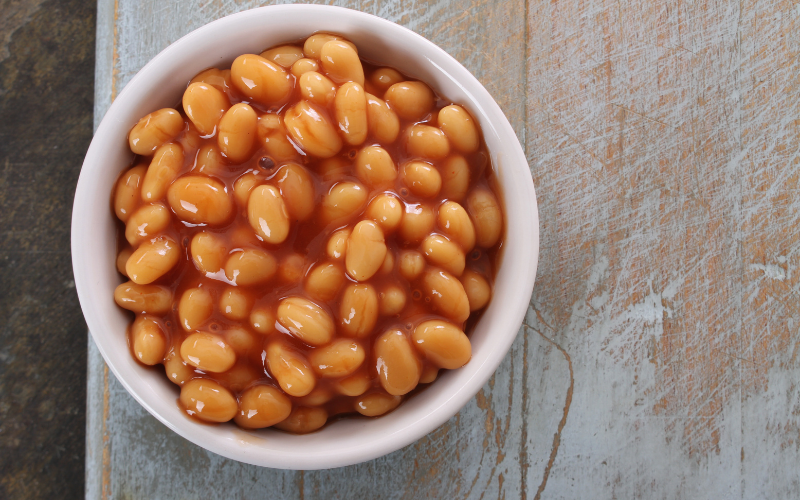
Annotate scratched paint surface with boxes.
[87,0,800,498]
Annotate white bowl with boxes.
[72,4,539,470]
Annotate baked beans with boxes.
[113,32,504,433]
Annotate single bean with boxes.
[276,296,334,346]
[218,103,257,164]
[355,391,401,417]
[167,175,233,225]
[369,67,403,93]
[398,250,425,281]
[401,161,442,198]
[379,284,407,316]
[299,71,337,107]
[420,268,470,323]
[192,144,227,177]
[291,58,319,77]
[250,306,277,335]
[332,368,371,396]
[365,193,403,233]
[217,362,260,393]
[326,228,351,260]
[440,155,471,202]
[126,236,180,284]
[296,387,333,407]
[178,287,213,331]
[179,378,237,423]
[334,82,368,145]
[142,143,184,202]
[398,203,435,245]
[438,201,476,251]
[379,250,395,276]
[233,169,265,207]
[438,105,480,153]
[365,93,400,144]
[320,40,364,85]
[284,101,342,158]
[276,163,315,221]
[278,253,306,284]
[247,184,290,244]
[309,338,365,378]
[131,315,167,365]
[177,122,202,154]
[404,124,450,160]
[345,220,387,281]
[375,329,421,396]
[461,269,491,311]
[129,108,185,155]
[116,246,132,277]
[319,181,367,225]
[114,164,147,222]
[125,202,170,245]
[224,327,260,355]
[234,385,292,429]
[274,406,327,433]
[384,81,434,121]
[224,248,277,286]
[354,146,396,188]
[465,187,503,248]
[266,341,316,397]
[421,234,465,276]
[189,68,231,91]
[303,33,355,59]
[412,319,472,369]
[260,45,304,68]
[182,82,230,136]
[164,347,194,386]
[219,286,253,320]
[305,262,346,302]
[229,223,262,248]
[419,364,439,384]
[231,54,292,105]
[180,332,237,372]
[339,283,379,338]
[256,113,300,161]
[113,281,172,314]
[190,231,227,274]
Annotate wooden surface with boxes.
[87,0,800,498]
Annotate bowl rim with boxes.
[72,3,539,469]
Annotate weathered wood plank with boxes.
[87,1,566,499]
[525,0,799,498]
[738,1,800,497]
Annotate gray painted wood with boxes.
[87,0,800,498]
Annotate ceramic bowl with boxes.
[72,4,538,470]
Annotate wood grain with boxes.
[87,0,800,498]
[525,0,799,497]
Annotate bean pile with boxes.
[112,33,504,433]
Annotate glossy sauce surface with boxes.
[113,33,505,434]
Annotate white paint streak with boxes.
[749,263,787,281]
